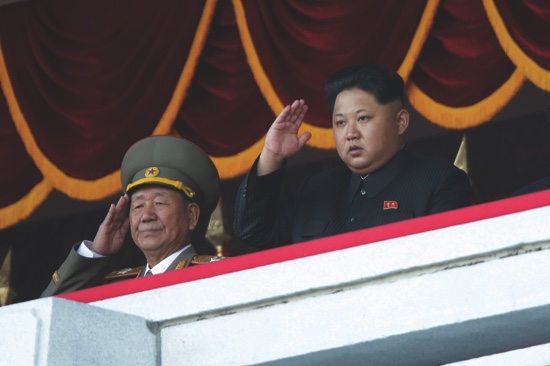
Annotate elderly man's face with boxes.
[129,186,199,264]
[332,88,408,176]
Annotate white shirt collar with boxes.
[145,244,193,275]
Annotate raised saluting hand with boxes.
[258,99,311,175]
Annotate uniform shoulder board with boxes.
[190,255,228,265]
[104,266,145,281]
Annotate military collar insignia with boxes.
[175,260,187,270]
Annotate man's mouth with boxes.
[139,228,162,234]
[348,145,362,156]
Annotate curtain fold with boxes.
[0,0,549,229]
[0,0,210,200]
[408,0,521,128]
[0,86,52,228]
[483,0,550,90]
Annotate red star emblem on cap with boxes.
[145,167,159,177]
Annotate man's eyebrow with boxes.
[131,190,169,202]
[334,108,368,117]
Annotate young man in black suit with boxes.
[234,64,472,248]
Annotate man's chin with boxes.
[136,238,164,250]
[346,159,371,174]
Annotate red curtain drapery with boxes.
[0,0,549,229]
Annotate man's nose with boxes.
[140,204,156,221]
[346,122,359,139]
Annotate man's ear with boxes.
[396,109,409,135]
[187,203,200,230]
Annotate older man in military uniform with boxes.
[42,135,224,297]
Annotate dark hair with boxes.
[325,64,405,114]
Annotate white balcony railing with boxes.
[2,190,550,365]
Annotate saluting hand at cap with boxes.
[91,194,130,256]
[258,99,311,175]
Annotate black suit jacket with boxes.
[509,177,550,197]
[234,148,472,248]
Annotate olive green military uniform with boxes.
[42,244,224,296]
[41,135,224,297]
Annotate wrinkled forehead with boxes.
[130,185,184,202]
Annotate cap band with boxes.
[126,177,195,199]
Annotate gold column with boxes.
[206,200,231,257]
[0,248,15,306]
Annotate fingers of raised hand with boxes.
[287,100,307,123]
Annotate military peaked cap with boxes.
[120,135,220,221]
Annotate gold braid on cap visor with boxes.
[126,177,196,199]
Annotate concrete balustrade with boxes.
[2,192,550,365]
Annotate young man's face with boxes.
[332,88,408,176]
[129,186,199,265]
